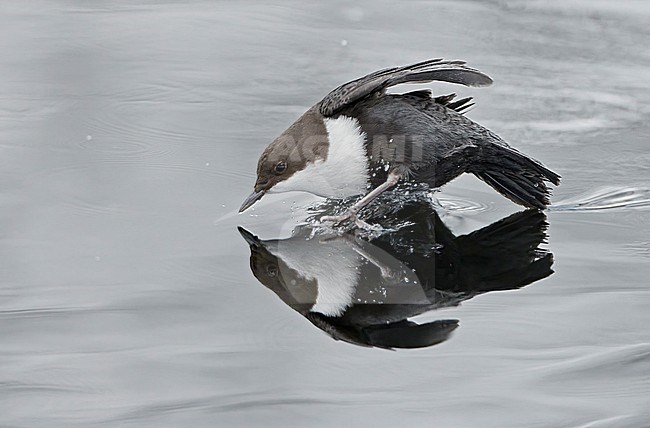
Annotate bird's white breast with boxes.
[268,237,361,317]
[269,115,369,198]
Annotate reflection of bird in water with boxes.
[239,193,554,350]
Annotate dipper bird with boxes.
[239,58,560,225]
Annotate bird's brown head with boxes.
[239,107,328,212]
[238,227,318,313]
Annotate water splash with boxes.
[304,184,435,237]
[551,187,650,212]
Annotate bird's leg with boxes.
[349,241,396,279]
[321,171,401,226]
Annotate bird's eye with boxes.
[267,265,278,277]
[274,161,287,174]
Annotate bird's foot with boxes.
[319,211,383,233]
[353,217,382,232]
[319,211,356,227]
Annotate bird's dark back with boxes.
[341,93,504,187]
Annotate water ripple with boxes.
[77,134,162,158]
[537,343,650,398]
[550,187,650,212]
[436,196,492,214]
[39,158,221,179]
[63,197,129,217]
[620,241,650,258]
[0,380,85,394]
[106,392,344,424]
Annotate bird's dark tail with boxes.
[471,144,561,209]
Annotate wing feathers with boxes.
[319,59,492,116]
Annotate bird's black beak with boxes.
[239,190,265,213]
[237,226,260,246]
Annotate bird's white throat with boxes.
[269,115,369,198]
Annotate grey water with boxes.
[2,1,650,426]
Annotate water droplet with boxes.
[341,39,348,47]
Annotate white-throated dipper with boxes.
[239,58,560,225]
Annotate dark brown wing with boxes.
[319,58,492,117]
[402,90,475,114]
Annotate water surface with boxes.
[1,1,650,426]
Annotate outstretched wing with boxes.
[402,90,476,114]
[319,58,493,117]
